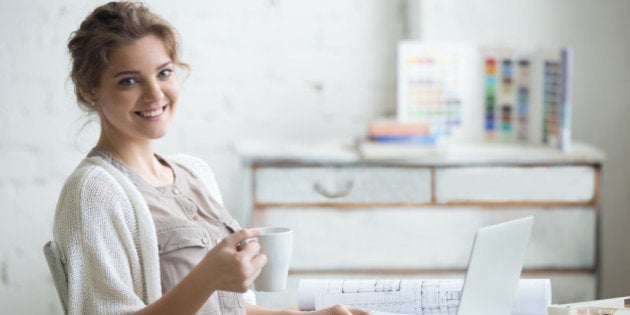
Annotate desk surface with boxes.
[235,139,605,166]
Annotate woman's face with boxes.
[89,34,180,144]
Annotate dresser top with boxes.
[235,139,605,166]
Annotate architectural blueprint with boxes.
[298,279,551,315]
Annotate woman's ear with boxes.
[79,86,97,105]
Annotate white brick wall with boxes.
[0,0,405,313]
[2,0,629,313]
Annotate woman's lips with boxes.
[135,105,167,119]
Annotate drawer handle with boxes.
[313,181,354,199]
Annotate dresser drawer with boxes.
[254,167,431,204]
[435,166,596,203]
[252,207,595,270]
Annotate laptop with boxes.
[457,216,535,315]
[299,216,535,315]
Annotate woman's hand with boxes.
[201,228,267,293]
[312,304,372,315]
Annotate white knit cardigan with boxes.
[53,154,241,314]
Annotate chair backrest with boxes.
[43,241,69,314]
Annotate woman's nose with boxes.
[143,79,165,103]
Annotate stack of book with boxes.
[368,119,434,144]
[358,119,443,160]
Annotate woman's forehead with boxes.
[106,35,171,73]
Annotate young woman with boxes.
[54,2,370,314]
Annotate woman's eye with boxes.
[158,69,172,78]
[119,77,137,86]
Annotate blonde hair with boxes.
[68,1,188,112]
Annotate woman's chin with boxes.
[145,127,171,140]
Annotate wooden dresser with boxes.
[236,141,604,309]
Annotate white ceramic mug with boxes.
[253,227,293,292]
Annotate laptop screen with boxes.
[457,216,534,315]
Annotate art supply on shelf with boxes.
[484,57,498,140]
[394,41,573,151]
[516,59,531,142]
[397,42,475,143]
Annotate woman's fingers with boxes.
[348,306,372,315]
[222,228,260,248]
[247,254,266,282]
[222,229,267,282]
[239,240,261,259]
[201,228,268,292]
[321,305,372,315]
[251,252,267,270]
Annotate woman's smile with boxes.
[135,105,168,120]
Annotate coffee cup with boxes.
[252,227,293,292]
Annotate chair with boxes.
[43,241,69,314]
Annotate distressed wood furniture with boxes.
[237,141,604,308]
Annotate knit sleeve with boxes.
[53,164,147,314]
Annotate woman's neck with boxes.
[96,135,174,187]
